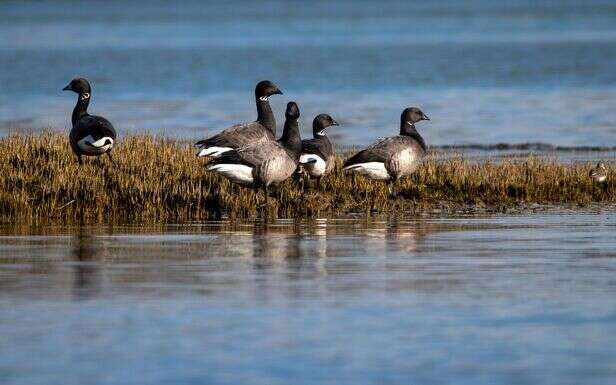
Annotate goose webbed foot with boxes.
[76,155,83,165]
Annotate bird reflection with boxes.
[71,227,100,300]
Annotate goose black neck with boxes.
[71,95,90,126]
[400,122,426,151]
[312,123,326,138]
[256,97,276,136]
[280,118,302,157]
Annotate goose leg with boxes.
[316,177,321,190]
[388,180,397,198]
[106,151,115,165]
[77,154,83,165]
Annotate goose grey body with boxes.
[590,161,608,183]
[299,114,339,184]
[195,80,282,158]
[343,107,429,196]
[63,78,117,165]
[206,101,302,204]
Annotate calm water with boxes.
[1,0,616,146]
[1,212,616,384]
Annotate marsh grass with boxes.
[1,131,613,224]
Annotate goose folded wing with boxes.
[75,115,116,141]
[195,121,271,149]
[343,137,404,167]
[301,139,327,160]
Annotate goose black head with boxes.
[402,107,429,126]
[62,78,91,96]
[285,101,300,120]
[255,80,283,101]
[313,113,339,136]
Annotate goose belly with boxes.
[299,154,327,177]
[344,162,390,180]
[390,148,423,177]
[257,159,296,184]
[77,135,114,155]
[206,164,254,185]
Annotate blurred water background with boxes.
[1,0,616,147]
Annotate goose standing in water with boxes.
[298,114,339,189]
[62,78,117,165]
[343,107,429,197]
[195,80,283,158]
[206,101,302,205]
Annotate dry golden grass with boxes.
[0,131,613,224]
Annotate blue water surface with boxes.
[1,0,616,145]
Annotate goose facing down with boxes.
[298,113,339,188]
[206,101,302,205]
[343,107,429,196]
[63,78,117,165]
[195,80,283,158]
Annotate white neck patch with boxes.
[317,130,326,136]
[259,96,268,102]
[80,92,90,101]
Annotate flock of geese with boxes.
[63,78,430,203]
[62,77,607,205]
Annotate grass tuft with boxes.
[0,131,613,224]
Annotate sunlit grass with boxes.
[0,131,612,224]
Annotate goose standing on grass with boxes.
[298,113,339,189]
[590,161,608,183]
[195,80,283,158]
[590,161,608,193]
[343,107,429,197]
[206,101,302,205]
[62,78,117,165]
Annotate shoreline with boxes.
[0,131,614,224]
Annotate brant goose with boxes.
[343,107,429,196]
[195,80,283,158]
[62,78,117,165]
[590,161,608,185]
[206,101,302,205]
[298,114,339,188]
[590,161,609,193]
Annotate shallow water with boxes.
[1,211,616,384]
[1,0,616,146]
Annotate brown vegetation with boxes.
[0,131,613,224]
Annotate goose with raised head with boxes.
[62,78,117,165]
[206,101,302,205]
[298,113,339,189]
[195,80,283,158]
[343,107,429,197]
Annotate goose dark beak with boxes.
[62,85,71,91]
[273,89,283,95]
[422,115,430,121]
[331,120,339,126]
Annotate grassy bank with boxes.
[0,131,613,224]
